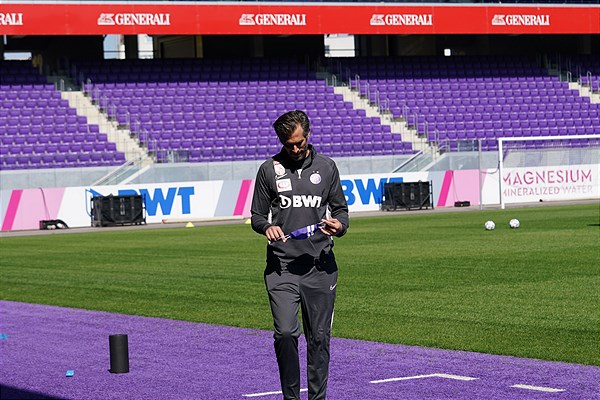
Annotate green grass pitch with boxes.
[1,203,598,366]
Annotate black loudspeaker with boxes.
[91,195,146,227]
[382,181,433,211]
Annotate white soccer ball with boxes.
[509,218,520,229]
[484,220,495,231]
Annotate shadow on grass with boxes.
[0,385,65,400]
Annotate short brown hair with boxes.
[272,110,310,141]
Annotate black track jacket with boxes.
[251,145,349,267]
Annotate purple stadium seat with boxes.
[78,153,91,164]
[90,153,103,164]
[40,154,54,165]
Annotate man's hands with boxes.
[319,218,342,237]
[265,225,287,242]
[265,218,342,243]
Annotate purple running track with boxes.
[1,301,598,400]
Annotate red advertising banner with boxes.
[0,3,598,35]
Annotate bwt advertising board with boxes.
[1,167,599,231]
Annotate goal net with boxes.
[498,135,600,208]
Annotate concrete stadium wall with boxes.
[0,155,413,192]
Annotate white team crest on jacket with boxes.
[273,162,286,177]
[310,172,321,185]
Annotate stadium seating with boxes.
[328,55,600,151]
[0,61,126,170]
[3,54,599,171]
[74,58,414,163]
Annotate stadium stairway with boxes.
[331,83,439,161]
[317,66,441,167]
[60,90,154,185]
[568,80,600,104]
[61,90,152,167]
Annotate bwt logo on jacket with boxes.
[239,13,306,26]
[97,13,171,26]
[0,13,23,26]
[370,14,432,26]
[492,14,550,26]
[279,195,322,209]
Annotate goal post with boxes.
[498,134,600,209]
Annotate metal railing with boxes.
[346,68,352,89]
[372,88,380,107]
[583,70,593,90]
[402,104,410,121]
[380,97,390,114]
[392,150,424,172]
[90,158,140,187]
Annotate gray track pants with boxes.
[264,253,338,400]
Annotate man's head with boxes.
[273,110,311,162]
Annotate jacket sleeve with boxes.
[250,163,273,235]
[327,161,349,237]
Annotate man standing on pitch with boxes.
[251,110,349,400]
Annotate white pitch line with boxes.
[371,373,439,384]
[242,388,308,398]
[511,384,566,393]
[370,373,479,384]
[434,373,479,381]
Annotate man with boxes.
[251,110,349,400]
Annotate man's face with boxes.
[282,125,309,162]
